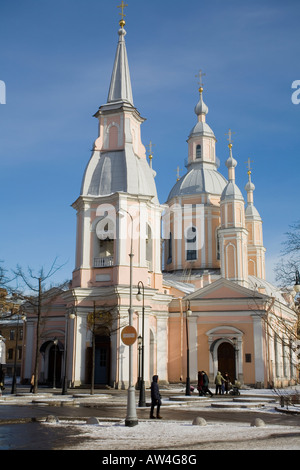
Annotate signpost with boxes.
[121,326,137,346]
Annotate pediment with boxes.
[185,278,267,302]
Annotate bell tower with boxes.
[219,132,248,287]
[244,161,266,279]
[71,10,163,292]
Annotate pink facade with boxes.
[21,17,298,391]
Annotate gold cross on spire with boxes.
[196,69,206,92]
[147,141,155,168]
[246,157,254,175]
[147,140,155,157]
[117,1,128,27]
[176,166,182,181]
[225,128,235,148]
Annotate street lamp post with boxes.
[11,312,26,395]
[118,208,138,427]
[137,335,142,389]
[185,301,192,396]
[62,307,76,395]
[136,281,146,407]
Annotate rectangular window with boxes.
[186,250,197,260]
[245,353,251,363]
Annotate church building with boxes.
[21,10,298,390]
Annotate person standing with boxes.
[30,373,35,393]
[0,364,5,392]
[197,371,203,396]
[214,371,225,395]
[202,371,213,397]
[150,375,162,419]
[224,372,231,394]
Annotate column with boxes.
[189,316,198,380]
[252,315,265,386]
[156,315,168,383]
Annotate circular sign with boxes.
[121,326,138,346]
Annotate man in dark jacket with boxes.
[202,371,213,397]
[150,375,162,419]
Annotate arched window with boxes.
[186,226,197,260]
[95,218,115,267]
[196,144,202,159]
[108,124,118,149]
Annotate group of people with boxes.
[197,370,231,396]
[196,371,214,397]
[214,371,231,395]
[148,371,237,420]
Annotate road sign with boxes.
[121,326,137,346]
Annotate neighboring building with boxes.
[21,13,298,390]
[0,316,24,378]
[0,335,6,366]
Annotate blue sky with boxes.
[0,0,299,287]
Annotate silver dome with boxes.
[167,164,227,201]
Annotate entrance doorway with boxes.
[217,342,236,383]
[48,344,62,387]
[86,335,111,385]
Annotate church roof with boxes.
[220,143,244,202]
[82,148,158,200]
[220,180,244,201]
[167,164,227,200]
[80,21,159,203]
[107,26,134,106]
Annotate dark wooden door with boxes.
[217,342,235,383]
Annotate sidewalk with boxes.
[0,383,299,417]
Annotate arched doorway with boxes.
[40,340,64,386]
[217,342,236,382]
[48,343,63,387]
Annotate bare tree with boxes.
[247,284,299,391]
[275,220,300,286]
[13,258,68,393]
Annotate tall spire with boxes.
[245,158,255,206]
[107,3,134,106]
[221,130,244,203]
[194,70,209,119]
[244,160,261,219]
[225,130,237,182]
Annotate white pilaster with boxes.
[252,315,265,385]
[156,315,168,382]
[189,316,198,380]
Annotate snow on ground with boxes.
[47,419,300,450]
[43,390,300,451]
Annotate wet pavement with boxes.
[0,422,86,450]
